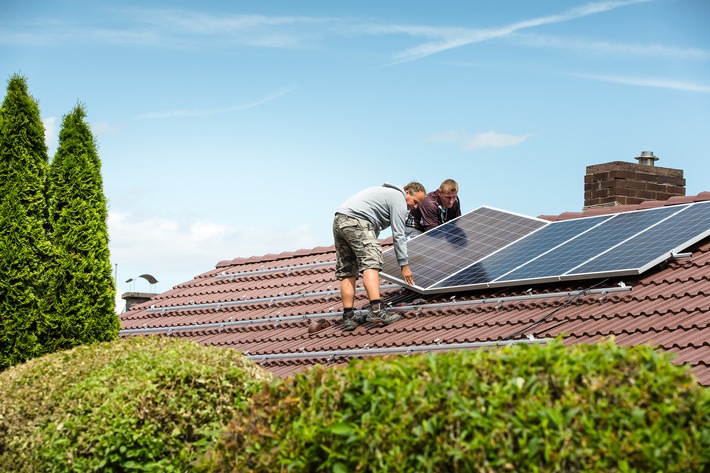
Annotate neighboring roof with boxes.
[119,192,710,385]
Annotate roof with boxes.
[119,192,710,385]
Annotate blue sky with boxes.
[2,0,709,295]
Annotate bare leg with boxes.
[340,276,357,308]
[362,268,381,301]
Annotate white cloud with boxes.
[575,73,710,93]
[91,121,121,136]
[1,9,334,50]
[512,33,710,60]
[132,9,334,48]
[108,211,321,289]
[43,116,57,152]
[390,0,652,64]
[135,85,296,120]
[425,130,534,151]
[6,0,655,63]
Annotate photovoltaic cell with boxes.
[569,201,710,276]
[381,207,547,288]
[380,201,710,294]
[498,204,684,283]
[431,214,612,289]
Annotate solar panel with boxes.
[494,204,685,283]
[431,214,613,289]
[381,201,710,294]
[569,201,710,276]
[382,207,547,289]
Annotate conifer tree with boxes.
[45,103,119,351]
[0,74,51,369]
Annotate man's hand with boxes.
[400,264,415,286]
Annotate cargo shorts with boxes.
[332,213,383,279]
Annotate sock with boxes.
[343,308,354,319]
[369,299,381,311]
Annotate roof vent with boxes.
[635,151,659,166]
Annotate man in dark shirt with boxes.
[405,179,461,238]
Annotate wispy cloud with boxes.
[135,85,296,119]
[88,122,120,136]
[5,0,653,56]
[4,0,688,70]
[574,73,710,92]
[511,32,710,60]
[0,9,334,49]
[425,130,534,151]
[390,0,652,64]
[130,9,334,49]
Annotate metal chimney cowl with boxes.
[635,151,659,166]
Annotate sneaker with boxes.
[342,317,358,331]
[366,304,401,325]
[342,313,367,331]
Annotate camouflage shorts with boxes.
[332,213,383,279]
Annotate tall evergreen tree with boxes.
[0,74,51,369]
[45,103,119,351]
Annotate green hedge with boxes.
[0,336,272,472]
[202,339,710,472]
[2,337,708,472]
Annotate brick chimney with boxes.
[583,152,685,209]
[121,274,159,311]
[122,291,157,311]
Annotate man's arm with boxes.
[391,202,416,285]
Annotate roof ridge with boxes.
[539,191,710,221]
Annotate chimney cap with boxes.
[635,151,659,166]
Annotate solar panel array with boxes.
[382,202,710,294]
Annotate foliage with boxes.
[44,103,119,352]
[202,339,710,473]
[0,336,273,472]
[0,73,51,369]
[0,74,49,212]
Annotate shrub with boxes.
[0,336,272,472]
[0,73,51,370]
[202,339,710,472]
[44,103,119,353]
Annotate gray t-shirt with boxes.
[336,183,409,266]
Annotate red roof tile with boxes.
[120,192,710,385]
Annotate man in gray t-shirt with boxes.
[333,182,426,331]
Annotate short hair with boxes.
[404,181,426,196]
[438,179,458,194]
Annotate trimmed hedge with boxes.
[0,336,272,472]
[202,339,710,472]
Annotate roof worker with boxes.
[333,181,426,331]
[405,178,462,238]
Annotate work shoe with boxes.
[342,312,367,331]
[366,303,401,325]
